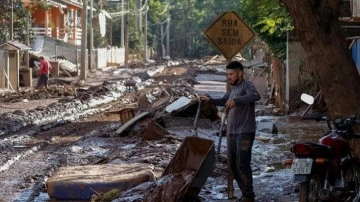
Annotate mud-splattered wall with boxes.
[287,32,316,112]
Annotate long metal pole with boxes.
[110,19,113,46]
[166,17,170,57]
[89,0,94,71]
[136,0,141,30]
[10,0,13,41]
[161,23,164,58]
[25,14,30,69]
[125,0,129,64]
[121,0,124,47]
[80,0,88,81]
[144,5,148,61]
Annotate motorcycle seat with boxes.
[293,142,334,159]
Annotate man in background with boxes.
[35,56,51,90]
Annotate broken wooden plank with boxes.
[59,66,73,77]
[113,111,150,136]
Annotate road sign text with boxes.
[217,38,241,45]
[204,11,256,60]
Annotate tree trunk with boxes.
[282,0,360,117]
[282,0,360,154]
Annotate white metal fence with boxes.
[95,47,125,69]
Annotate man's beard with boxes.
[229,78,239,86]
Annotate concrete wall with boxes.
[287,35,314,111]
[0,50,8,89]
[245,69,269,101]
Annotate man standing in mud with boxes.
[35,56,52,90]
[200,60,260,202]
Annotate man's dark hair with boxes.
[226,61,244,70]
[39,56,44,60]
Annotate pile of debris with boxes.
[0,85,77,103]
[46,91,221,201]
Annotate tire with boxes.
[299,175,322,202]
[344,163,360,201]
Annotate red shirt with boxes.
[39,60,51,75]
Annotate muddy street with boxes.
[0,62,328,202]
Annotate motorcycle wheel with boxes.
[299,175,322,202]
[344,163,360,201]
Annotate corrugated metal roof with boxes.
[0,41,31,50]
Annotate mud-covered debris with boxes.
[144,171,195,201]
[92,188,121,202]
[0,86,77,103]
[142,119,170,141]
[257,120,278,135]
[150,97,170,110]
[133,72,150,81]
[119,108,136,124]
[46,163,156,200]
[165,96,192,113]
[113,112,151,137]
[113,170,195,202]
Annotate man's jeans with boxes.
[36,74,49,89]
[227,133,255,198]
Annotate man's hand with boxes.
[199,95,210,102]
[225,99,236,109]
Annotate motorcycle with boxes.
[284,93,360,202]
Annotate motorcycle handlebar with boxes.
[355,120,360,125]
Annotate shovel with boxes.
[193,97,202,137]
[216,108,227,160]
[195,98,235,199]
[216,108,235,199]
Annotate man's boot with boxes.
[238,196,255,202]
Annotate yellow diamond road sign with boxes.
[204,11,256,60]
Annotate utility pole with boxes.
[143,5,148,62]
[166,17,170,58]
[10,0,13,41]
[125,0,129,64]
[136,0,142,30]
[121,0,124,47]
[25,13,30,68]
[80,0,88,81]
[89,0,94,71]
[110,19,113,46]
[161,24,164,58]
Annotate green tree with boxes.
[0,0,29,44]
[147,0,169,59]
[239,0,292,60]
[168,0,218,58]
